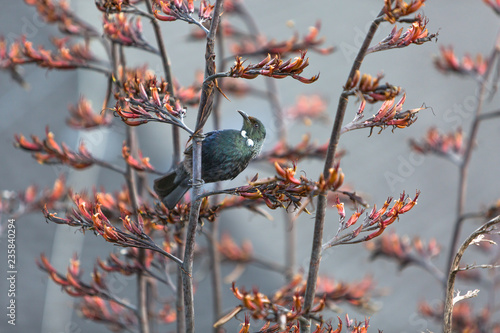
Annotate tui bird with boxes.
[154,110,266,209]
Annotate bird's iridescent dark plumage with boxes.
[154,111,266,209]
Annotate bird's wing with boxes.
[183,130,222,157]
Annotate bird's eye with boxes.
[254,123,259,128]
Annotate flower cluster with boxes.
[157,304,177,324]
[409,127,465,165]
[67,97,113,129]
[285,94,328,124]
[344,71,401,103]
[237,314,343,333]
[216,274,374,330]
[366,233,442,282]
[434,46,488,77]
[221,161,344,210]
[14,128,127,174]
[122,143,160,174]
[383,0,427,24]
[142,194,221,230]
[0,175,67,216]
[313,275,375,309]
[146,161,345,218]
[25,0,99,36]
[115,76,187,129]
[103,13,156,52]
[174,71,203,105]
[82,187,133,217]
[42,194,183,265]
[231,21,334,58]
[121,70,169,100]
[153,0,214,26]
[0,37,100,74]
[37,254,138,329]
[342,94,425,135]
[15,128,96,169]
[342,315,370,333]
[97,252,142,276]
[367,15,437,54]
[227,52,320,84]
[218,233,253,262]
[44,194,134,233]
[80,296,138,330]
[323,191,420,249]
[419,301,500,332]
[95,0,141,13]
[216,233,260,281]
[256,134,337,164]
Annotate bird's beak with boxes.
[238,110,249,121]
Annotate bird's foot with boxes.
[189,178,205,188]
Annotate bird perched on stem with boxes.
[154,110,266,209]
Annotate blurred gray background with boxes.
[1,1,499,332]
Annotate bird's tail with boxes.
[154,171,190,210]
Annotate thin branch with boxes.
[452,289,480,306]
[93,159,127,175]
[142,2,186,331]
[457,263,500,271]
[126,115,150,333]
[478,109,500,121]
[133,258,177,291]
[113,39,149,333]
[101,73,114,112]
[128,4,157,20]
[443,215,500,333]
[79,64,113,76]
[458,212,485,223]
[143,0,181,166]
[409,254,446,286]
[176,228,186,333]
[204,72,232,83]
[250,257,288,274]
[182,1,225,332]
[447,32,500,275]
[300,12,385,333]
[232,2,293,282]
[210,21,226,333]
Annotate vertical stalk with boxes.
[176,227,186,333]
[182,138,203,333]
[123,67,150,333]
[110,40,150,333]
[443,216,500,332]
[265,78,296,281]
[143,2,184,330]
[182,1,225,332]
[265,80,296,281]
[300,14,384,333]
[124,115,149,333]
[143,0,181,165]
[446,34,500,273]
[209,25,226,333]
[235,1,294,282]
[284,211,296,282]
[209,216,223,333]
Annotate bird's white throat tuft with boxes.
[241,130,254,147]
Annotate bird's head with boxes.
[238,110,266,147]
